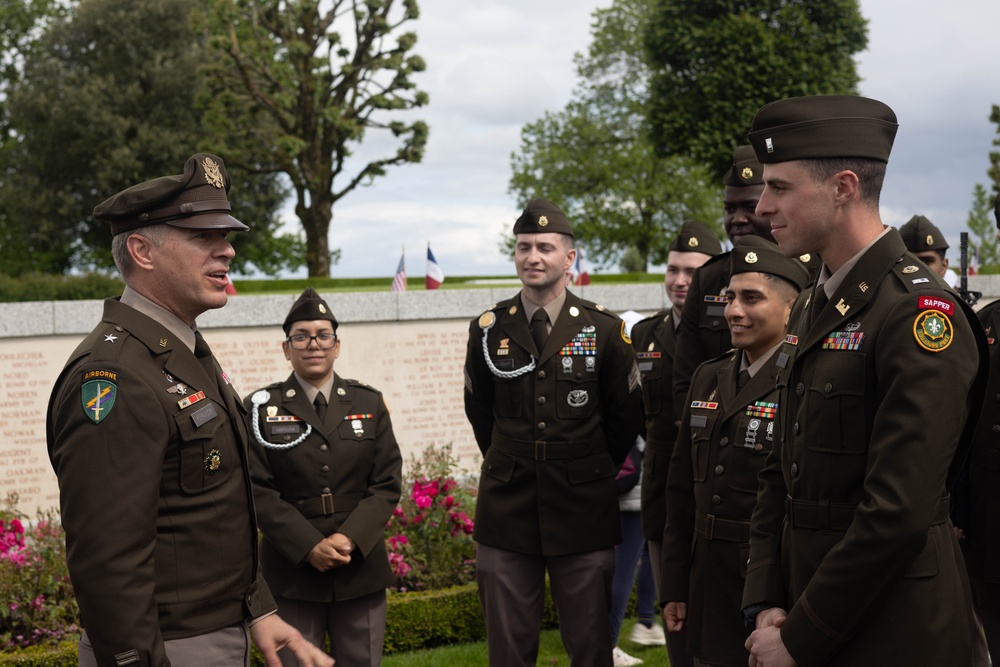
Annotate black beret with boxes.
[722,145,764,187]
[748,95,898,164]
[283,288,338,335]
[730,236,808,290]
[899,215,948,252]
[93,153,248,236]
[513,198,574,237]
[668,220,723,255]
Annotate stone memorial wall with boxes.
[0,283,672,516]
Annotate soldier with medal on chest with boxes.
[740,95,988,667]
[464,198,643,666]
[245,288,402,667]
[661,240,807,667]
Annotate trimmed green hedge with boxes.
[0,583,561,665]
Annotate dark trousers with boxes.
[476,543,615,667]
[275,591,387,667]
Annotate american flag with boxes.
[391,251,407,292]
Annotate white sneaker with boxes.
[612,645,644,667]
[628,621,666,646]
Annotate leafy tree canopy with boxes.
[646,0,868,178]
[509,0,723,273]
[1,0,302,277]
[197,0,429,277]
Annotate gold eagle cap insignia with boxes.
[201,157,225,188]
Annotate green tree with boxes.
[646,0,868,178]
[966,183,999,273]
[509,0,722,272]
[1,0,301,277]
[198,0,429,277]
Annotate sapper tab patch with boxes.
[914,309,953,352]
[917,296,955,316]
[81,370,118,423]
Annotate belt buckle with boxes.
[534,441,547,461]
[321,493,334,515]
[704,514,715,541]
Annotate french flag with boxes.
[426,244,444,290]
[571,250,590,286]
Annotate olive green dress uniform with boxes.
[46,153,274,667]
[47,297,275,667]
[465,290,643,555]
[743,234,985,665]
[663,349,782,667]
[740,96,987,667]
[246,372,402,603]
[964,296,1000,655]
[630,309,679,542]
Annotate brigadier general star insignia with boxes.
[104,334,118,343]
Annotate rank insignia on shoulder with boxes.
[913,309,953,352]
[81,371,118,424]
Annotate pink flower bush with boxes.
[385,444,478,592]
[0,494,79,649]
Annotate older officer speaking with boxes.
[47,155,331,667]
[740,96,988,667]
[464,198,643,666]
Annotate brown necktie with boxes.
[530,309,549,354]
[314,392,328,423]
[737,369,751,390]
[193,331,218,384]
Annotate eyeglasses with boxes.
[286,333,338,350]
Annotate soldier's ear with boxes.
[126,233,157,273]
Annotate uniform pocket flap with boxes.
[567,453,617,484]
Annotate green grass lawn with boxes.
[383,618,672,666]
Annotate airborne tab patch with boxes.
[82,372,117,424]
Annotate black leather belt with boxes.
[786,494,951,530]
[695,512,750,542]
[295,492,363,519]
[492,436,605,461]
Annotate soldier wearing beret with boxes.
[245,289,402,666]
[740,96,988,667]
[661,240,806,667]
[464,198,643,666]
[897,214,958,288]
[46,155,332,667]
[630,219,722,667]
[672,146,819,430]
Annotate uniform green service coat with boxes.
[630,311,680,542]
[464,290,643,555]
[246,373,402,602]
[663,350,780,667]
[742,231,987,666]
[47,298,274,667]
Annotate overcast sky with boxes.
[272,0,1000,280]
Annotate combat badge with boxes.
[567,390,589,408]
[81,369,118,424]
[913,309,953,352]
